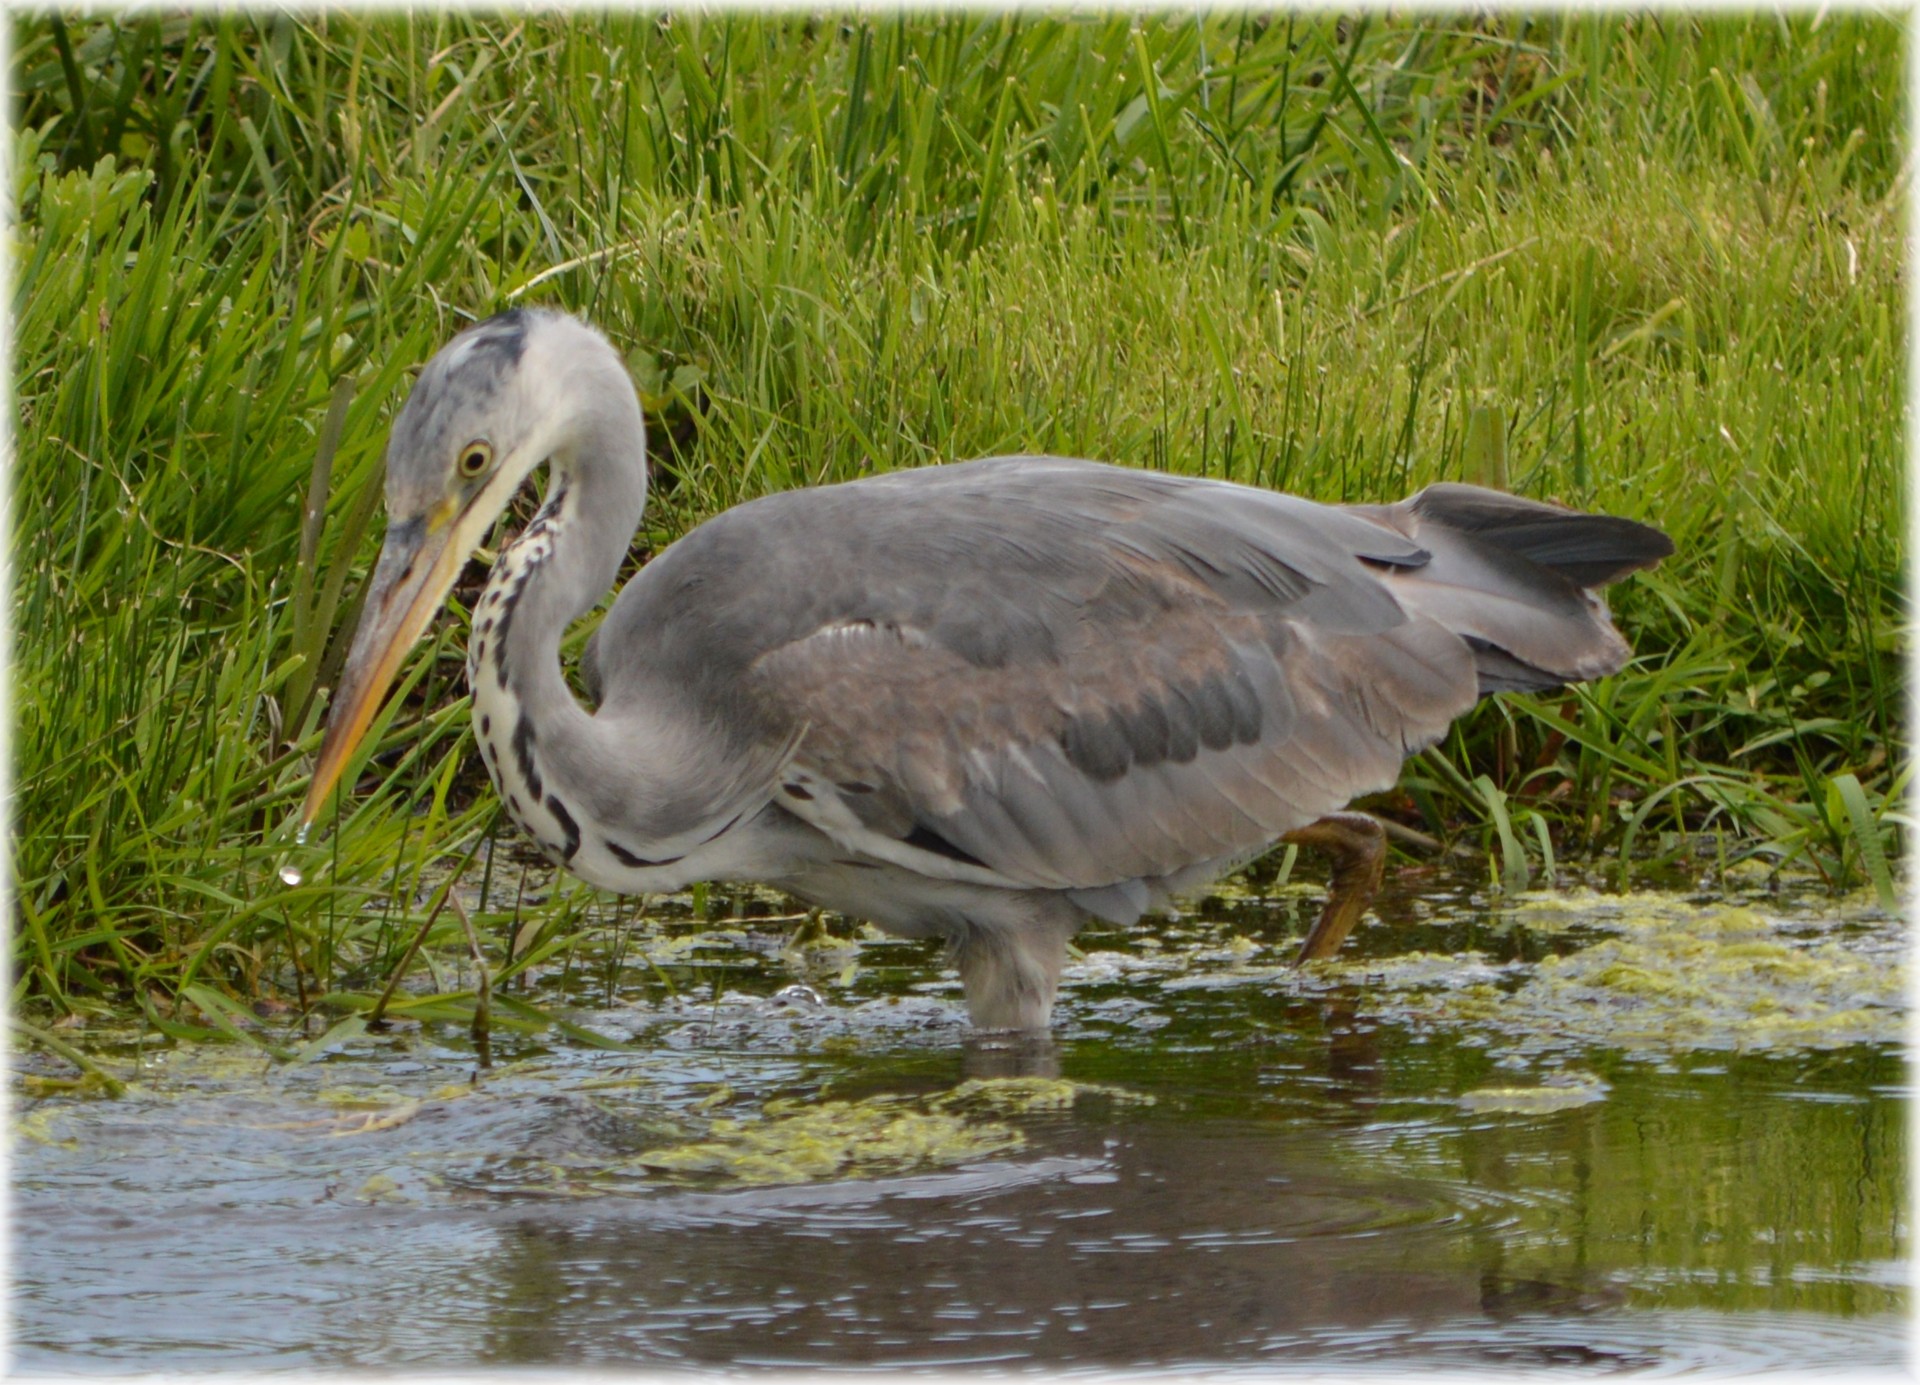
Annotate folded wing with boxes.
[723,459,1666,920]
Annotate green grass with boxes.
[11,13,1905,1029]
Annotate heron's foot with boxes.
[1284,811,1387,964]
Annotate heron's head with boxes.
[300,309,635,827]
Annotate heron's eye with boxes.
[457,441,493,479]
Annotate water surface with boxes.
[12,867,1908,1372]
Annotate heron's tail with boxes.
[1405,483,1673,587]
[1359,483,1673,696]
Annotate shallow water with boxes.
[12,867,1909,1372]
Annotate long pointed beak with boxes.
[300,509,468,827]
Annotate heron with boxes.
[300,309,1671,1031]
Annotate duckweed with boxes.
[636,1097,1023,1185]
[932,1076,1156,1117]
[1336,896,1904,1059]
[633,1078,1155,1185]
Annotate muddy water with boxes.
[12,868,1908,1371]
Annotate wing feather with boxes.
[750,596,1479,896]
[586,457,1662,902]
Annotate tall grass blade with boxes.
[1830,773,1898,912]
[285,374,356,729]
[1466,404,1508,492]
[11,1017,127,1095]
[1475,775,1531,892]
[1528,811,1558,888]
[290,1013,369,1066]
[180,983,293,1060]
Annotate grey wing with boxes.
[599,457,1665,917]
[755,596,1477,920]
[739,459,1547,920]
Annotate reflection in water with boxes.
[961,1030,1062,1080]
[448,1051,1902,1369]
[9,872,1909,1370]
[468,1124,1592,1368]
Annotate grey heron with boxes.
[301,309,1671,1030]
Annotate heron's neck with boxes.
[467,411,646,865]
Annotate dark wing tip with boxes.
[1411,483,1673,588]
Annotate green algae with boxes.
[633,1077,1154,1186]
[1322,892,1905,1059]
[933,1075,1156,1117]
[315,1083,417,1109]
[353,1173,411,1204]
[14,1072,124,1101]
[14,1108,81,1149]
[635,1096,1024,1184]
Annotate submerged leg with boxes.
[962,1031,1061,1080]
[949,897,1083,1030]
[1283,811,1387,964]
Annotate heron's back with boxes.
[594,455,1667,707]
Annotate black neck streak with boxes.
[469,478,589,867]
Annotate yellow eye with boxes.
[457,441,492,479]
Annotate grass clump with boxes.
[10,14,1905,1026]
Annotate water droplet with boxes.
[295,824,311,847]
[279,864,304,887]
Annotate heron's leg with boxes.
[949,898,1082,1030]
[962,1031,1061,1080]
[1283,811,1387,964]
